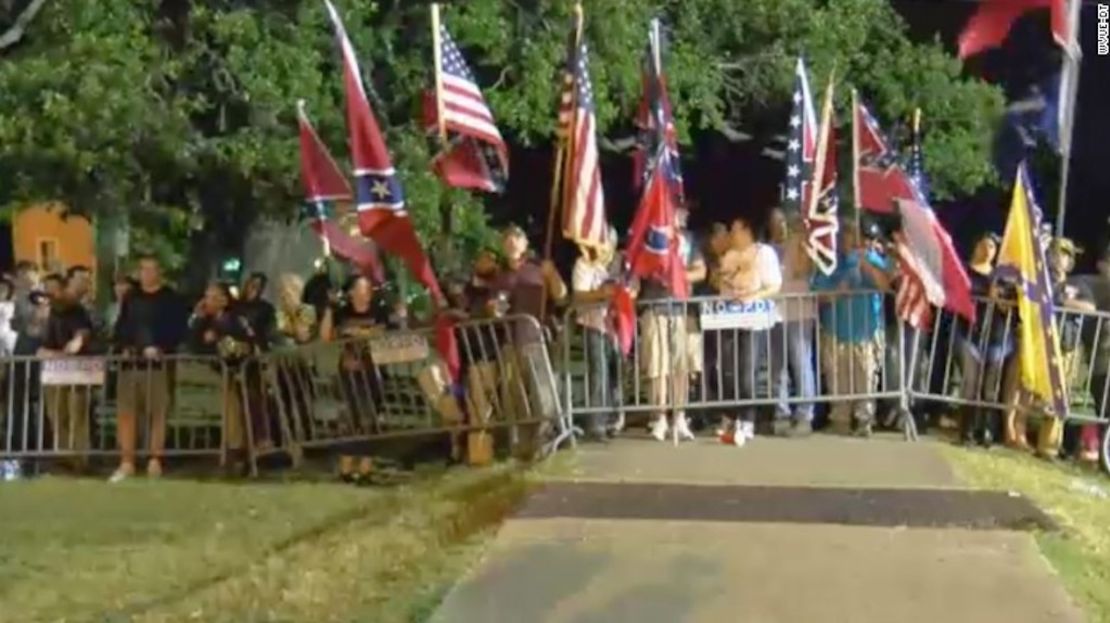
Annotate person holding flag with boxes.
[994,163,1071,458]
[624,19,704,444]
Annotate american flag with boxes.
[558,17,608,250]
[894,230,932,330]
[784,58,818,216]
[633,19,683,205]
[427,17,509,193]
[803,65,839,275]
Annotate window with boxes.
[37,238,59,272]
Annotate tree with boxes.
[0,0,1002,283]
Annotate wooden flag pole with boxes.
[430,3,448,145]
[541,2,584,320]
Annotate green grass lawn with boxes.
[945,446,1110,623]
[0,464,532,623]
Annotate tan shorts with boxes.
[641,309,688,379]
[116,366,173,419]
[685,316,703,375]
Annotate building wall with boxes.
[11,203,96,277]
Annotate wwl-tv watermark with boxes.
[1099,3,1109,56]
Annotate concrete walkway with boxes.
[432,436,1084,623]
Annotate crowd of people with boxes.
[1,208,1109,482]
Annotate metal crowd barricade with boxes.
[261,314,569,460]
[906,295,1110,471]
[558,290,917,439]
[0,352,236,465]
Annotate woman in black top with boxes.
[189,282,270,455]
[956,233,1013,447]
[321,276,385,479]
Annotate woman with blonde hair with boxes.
[275,273,317,346]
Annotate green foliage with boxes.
[0,0,1004,284]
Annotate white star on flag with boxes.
[786,188,799,201]
[787,165,800,178]
[790,115,801,128]
[788,139,800,152]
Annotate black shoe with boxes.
[787,420,813,438]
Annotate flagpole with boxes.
[1055,0,1081,235]
[851,88,861,228]
[431,3,448,145]
[541,3,583,325]
[543,2,583,264]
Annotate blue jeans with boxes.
[584,327,613,434]
[771,320,816,422]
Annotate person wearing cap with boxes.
[813,223,891,437]
[1018,237,1097,459]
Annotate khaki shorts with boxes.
[685,316,703,375]
[116,366,173,419]
[641,309,688,379]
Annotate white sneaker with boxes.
[650,417,669,442]
[740,420,756,441]
[732,419,747,447]
[1,460,19,482]
[673,414,696,442]
[108,464,135,484]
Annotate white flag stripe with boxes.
[441,95,497,126]
[442,113,503,143]
[899,200,947,308]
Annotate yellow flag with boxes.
[996,163,1068,416]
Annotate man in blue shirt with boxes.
[813,226,891,436]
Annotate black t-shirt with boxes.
[957,270,1018,348]
[114,286,188,354]
[1054,277,1094,353]
[42,301,94,353]
[235,298,276,348]
[189,311,257,358]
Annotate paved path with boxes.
[432,436,1084,623]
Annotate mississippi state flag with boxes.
[627,158,689,301]
[958,0,1070,59]
[853,99,920,215]
[324,0,443,303]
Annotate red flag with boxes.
[958,0,1067,59]
[627,165,689,301]
[298,102,384,282]
[325,0,443,303]
[610,285,636,356]
[853,100,921,215]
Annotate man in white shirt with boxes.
[572,229,619,441]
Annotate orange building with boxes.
[11,203,96,276]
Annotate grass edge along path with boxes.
[121,463,535,623]
[944,446,1110,623]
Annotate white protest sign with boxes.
[368,333,430,365]
[699,299,781,331]
[41,358,107,386]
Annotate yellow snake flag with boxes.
[995,163,1069,417]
